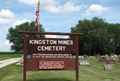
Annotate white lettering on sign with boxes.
[50,40,57,45]
[39,61,65,69]
[29,39,74,52]
[37,46,66,51]
[29,40,46,45]
[29,39,73,45]
[46,40,49,44]
[58,40,73,45]
[32,54,72,58]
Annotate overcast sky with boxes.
[0,0,120,52]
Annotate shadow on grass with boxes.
[27,78,72,81]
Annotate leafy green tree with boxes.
[6,21,45,53]
[70,17,109,55]
[107,23,120,54]
[90,17,109,55]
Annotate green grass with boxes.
[0,57,120,81]
[79,58,120,81]
[0,54,22,61]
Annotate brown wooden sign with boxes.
[18,31,84,81]
[27,38,76,53]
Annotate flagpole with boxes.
[34,0,40,37]
[38,0,40,38]
[38,0,40,32]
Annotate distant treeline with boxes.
[0,52,22,54]
[6,17,120,56]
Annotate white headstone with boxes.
[79,61,89,66]
[104,65,113,70]
[16,55,24,65]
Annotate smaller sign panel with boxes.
[104,65,114,70]
[39,61,65,69]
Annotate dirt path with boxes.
[0,58,21,68]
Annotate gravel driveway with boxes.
[0,58,21,68]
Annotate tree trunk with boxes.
[90,51,91,56]
[94,47,96,56]
[114,46,117,54]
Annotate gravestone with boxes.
[105,54,109,59]
[73,56,76,58]
[98,58,107,63]
[104,65,113,70]
[84,56,88,59]
[106,60,116,66]
[16,55,24,65]
[89,56,94,58]
[20,55,24,64]
[118,57,120,63]
[81,56,84,59]
[83,54,88,59]
[96,53,100,58]
[78,56,81,59]
[79,61,89,66]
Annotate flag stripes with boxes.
[34,1,40,28]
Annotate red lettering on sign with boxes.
[39,61,65,69]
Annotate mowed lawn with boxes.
[0,56,120,81]
[0,54,22,61]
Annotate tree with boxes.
[90,17,109,55]
[107,23,120,54]
[6,21,45,53]
[70,17,109,55]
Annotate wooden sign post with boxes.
[18,31,84,81]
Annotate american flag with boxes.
[34,1,40,28]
